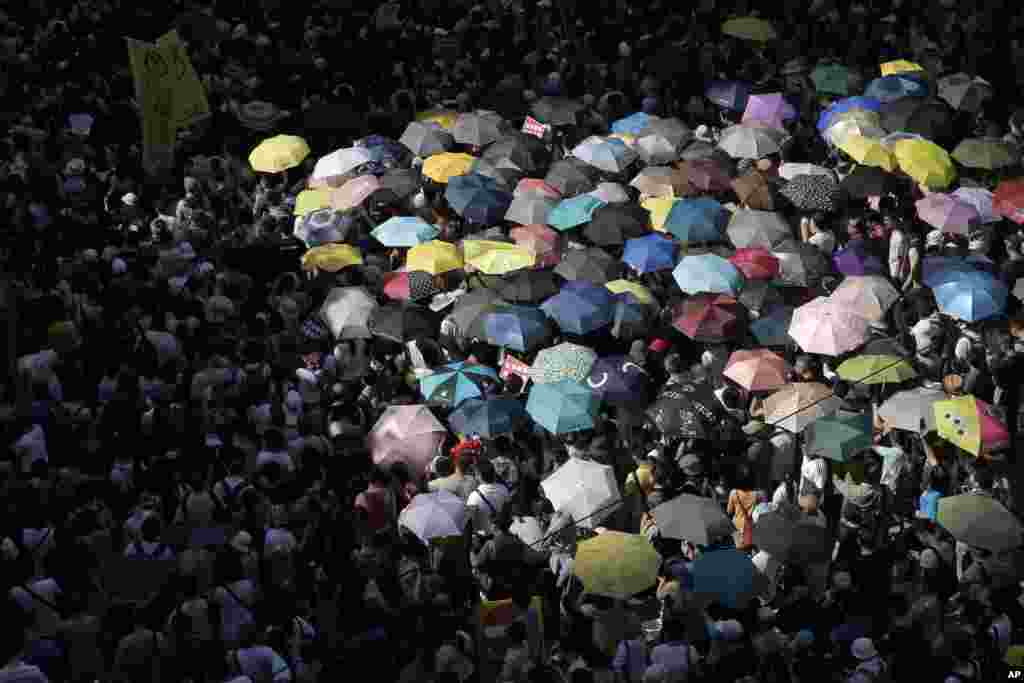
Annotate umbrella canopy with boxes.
[484,133,551,175]
[837,135,898,171]
[312,146,372,182]
[372,216,440,247]
[320,286,377,339]
[368,304,437,343]
[541,285,615,335]
[398,491,467,543]
[611,296,653,340]
[463,242,535,275]
[302,244,363,273]
[881,59,925,76]
[383,270,442,302]
[572,136,639,174]
[762,382,840,433]
[750,305,794,346]
[934,395,1010,457]
[623,234,677,273]
[772,241,832,287]
[678,159,733,193]
[727,210,793,249]
[379,168,422,199]
[915,194,980,235]
[706,80,751,112]
[721,15,777,40]
[729,247,780,280]
[548,195,607,231]
[250,134,311,173]
[804,413,873,462]
[936,73,993,113]
[643,196,682,232]
[811,63,852,97]
[828,275,900,321]
[779,174,844,212]
[690,549,758,608]
[540,457,621,531]
[399,121,455,157]
[546,158,600,197]
[555,248,622,284]
[452,112,503,147]
[527,381,601,434]
[731,171,777,211]
[837,354,916,385]
[651,494,734,545]
[573,532,660,598]
[823,112,887,148]
[892,138,957,191]
[789,297,870,356]
[778,163,834,182]
[531,343,599,384]
[469,157,523,189]
[444,173,513,224]
[878,386,945,433]
[449,289,506,335]
[865,74,930,102]
[505,196,556,225]
[673,254,745,296]
[638,117,693,147]
[419,361,499,406]
[369,404,448,475]
[495,268,560,302]
[937,494,1022,552]
[416,107,459,130]
[330,175,382,211]
[295,209,351,248]
[664,197,729,243]
[631,166,693,198]
[449,396,527,438]
[422,152,478,184]
[994,178,1024,225]
[818,96,884,128]
[647,381,721,438]
[476,304,553,352]
[724,349,789,392]
[718,125,783,159]
[588,182,632,204]
[293,189,332,216]
[952,138,1018,170]
[584,204,650,247]
[932,269,1008,322]
[586,356,650,403]
[606,280,657,306]
[671,295,747,343]
[511,224,561,267]
[635,134,682,165]
[531,96,584,127]
[833,240,885,276]
[752,511,833,564]
[739,280,785,316]
[514,178,562,200]
[879,98,955,143]
[407,240,463,275]
[743,93,797,128]
[839,164,900,199]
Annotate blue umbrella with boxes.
[480,304,553,352]
[372,216,441,247]
[689,548,758,608]
[832,240,885,276]
[622,234,677,273]
[541,285,615,335]
[445,173,513,225]
[419,361,499,406]
[548,195,607,232]
[449,396,528,437]
[298,208,351,247]
[525,381,600,434]
[586,356,650,403]
[664,198,728,243]
[611,112,652,136]
[673,253,745,296]
[706,80,751,112]
[864,75,930,103]
[921,256,985,288]
[932,270,1008,322]
[750,305,794,346]
[816,96,883,133]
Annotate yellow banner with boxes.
[154,30,210,129]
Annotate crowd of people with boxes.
[4,0,1024,682]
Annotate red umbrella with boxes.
[993,178,1024,225]
[729,247,781,280]
[678,159,733,193]
[671,294,747,343]
[383,270,441,302]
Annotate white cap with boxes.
[121,192,138,206]
[618,41,631,58]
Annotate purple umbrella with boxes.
[833,240,884,276]
[742,93,797,128]
[915,194,979,236]
[706,81,752,112]
[586,356,650,403]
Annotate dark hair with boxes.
[369,465,392,485]
[140,515,163,542]
[506,620,528,643]
[477,459,496,484]
[720,386,741,410]
[971,465,994,491]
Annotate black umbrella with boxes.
[554,248,623,284]
[880,98,956,145]
[583,204,651,247]
[772,241,833,287]
[839,165,901,199]
[493,269,561,302]
[367,304,438,343]
[545,159,598,197]
[738,280,786,315]
[531,97,585,127]
[483,133,551,175]
[779,173,844,212]
[378,169,421,200]
[647,380,723,438]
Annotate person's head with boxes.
[664,353,684,376]
[970,464,994,491]
[434,456,453,478]
[140,514,162,543]
[793,355,817,381]
[477,458,496,484]
[369,465,391,487]
[263,427,286,452]
[506,620,527,644]
[720,386,742,411]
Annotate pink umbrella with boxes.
[789,297,871,356]
[915,194,980,236]
[724,349,790,392]
[368,404,448,476]
[511,223,562,267]
[331,175,382,210]
[978,400,1011,454]
[679,159,733,193]
[742,93,797,130]
[514,178,563,200]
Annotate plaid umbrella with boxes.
[779,174,844,212]
[727,210,793,250]
[531,342,599,384]
[671,295,747,343]
[555,248,622,284]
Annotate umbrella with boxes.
[729,247,780,280]
[647,381,721,438]
[449,289,505,336]
[548,195,606,231]
[295,209,350,248]
[368,304,437,343]
[631,166,694,199]
[541,285,615,335]
[779,174,844,212]
[369,404,448,475]
[586,356,650,403]
[828,276,899,321]
[722,15,777,41]
[611,112,652,136]
[837,355,916,385]
[724,349,789,392]
[571,136,639,174]
[731,171,777,211]
[531,97,584,127]
[892,138,957,190]
[804,413,873,463]
[936,73,993,114]
[399,121,455,157]
[330,175,382,211]
[679,140,732,163]
[383,270,442,302]
[738,280,785,315]
[407,240,463,275]
[934,395,1010,457]
[250,135,310,173]
[772,241,832,287]
[531,343,599,384]
[671,295,747,343]
[623,234,677,273]
[555,248,622,285]
[449,397,528,438]
[469,157,523,189]
[690,549,758,608]
[588,182,632,204]
[638,117,693,147]
[752,511,833,564]
[477,304,553,352]
[762,382,840,433]
[505,196,556,225]
[952,138,1018,170]
[606,280,657,306]
[727,210,793,249]
[822,113,887,148]
[643,197,681,232]
[837,135,898,171]
[915,194,980,235]
[789,297,870,356]
[378,168,422,200]
[312,146,372,183]
[878,386,946,433]
[527,381,601,434]
[664,197,729,243]
[833,241,885,276]
[678,159,732,193]
[839,165,899,199]
[584,204,650,247]
[357,134,409,169]
[399,491,467,543]
[932,270,1008,322]
[293,189,332,217]
[320,287,377,339]
[611,296,652,340]
[994,178,1024,225]
[494,269,560,302]
[743,93,797,129]
[750,305,794,346]
[515,178,562,200]
[635,134,682,166]
[417,107,459,130]
[673,254,745,296]
[817,96,884,130]
[937,494,1022,553]
[573,532,660,597]
[302,244,363,273]
[718,125,782,159]
[880,59,925,76]
[484,133,550,175]
[778,163,834,182]
[706,80,751,112]
[651,494,734,545]
[422,152,478,184]
[865,74,929,102]
[452,112,503,147]
[811,63,852,97]
[420,361,499,406]
[879,98,955,142]
[445,173,513,224]
[463,242,535,275]
[373,216,440,247]
[922,256,987,288]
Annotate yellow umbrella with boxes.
[416,108,459,131]
[721,16,777,41]
[641,196,681,232]
[293,189,332,216]
[836,355,917,385]
[422,152,478,184]
[605,280,656,306]
[837,135,898,172]
[574,531,661,598]
[880,60,925,77]
[301,244,363,273]
[892,138,957,191]
[407,240,463,275]
[249,134,311,173]
[463,240,535,275]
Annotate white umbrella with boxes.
[399,490,467,543]
[571,136,639,174]
[588,182,631,203]
[717,125,782,159]
[877,386,946,433]
[312,147,373,183]
[636,135,681,165]
[951,187,1000,224]
[788,297,871,357]
[828,275,900,322]
[320,286,377,339]
[541,458,621,529]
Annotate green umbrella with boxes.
[811,63,852,97]
[803,412,872,462]
[531,342,598,384]
[937,494,1023,552]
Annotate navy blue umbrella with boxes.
[586,356,650,403]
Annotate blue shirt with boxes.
[919,489,941,521]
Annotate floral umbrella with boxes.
[531,342,599,384]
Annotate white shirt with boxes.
[800,455,828,493]
[0,662,49,683]
[889,229,908,281]
[768,432,796,481]
[465,482,511,533]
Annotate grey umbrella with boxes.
[531,96,585,127]
[738,280,786,315]
[449,289,506,336]
[772,240,832,287]
[484,133,550,174]
[679,140,732,163]
[453,112,504,147]
[638,117,693,148]
[379,168,421,199]
[472,157,524,189]
[545,158,598,197]
[505,196,557,225]
[727,210,794,250]
[779,174,844,212]
[399,121,455,157]
[554,247,623,284]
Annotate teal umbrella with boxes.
[810,63,851,97]
[548,195,607,231]
[673,253,745,296]
[448,396,528,437]
[419,361,500,407]
[804,412,872,462]
[526,381,600,434]
[663,197,728,243]
[372,216,441,247]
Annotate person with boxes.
[470,508,547,600]
[354,466,398,542]
[466,459,511,536]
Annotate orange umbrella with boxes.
[724,349,790,392]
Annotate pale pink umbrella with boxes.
[368,404,448,476]
[514,178,563,200]
[331,175,382,211]
[511,223,561,268]
[742,93,797,131]
[723,349,790,392]
[828,275,900,322]
[915,194,980,236]
[789,297,871,356]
